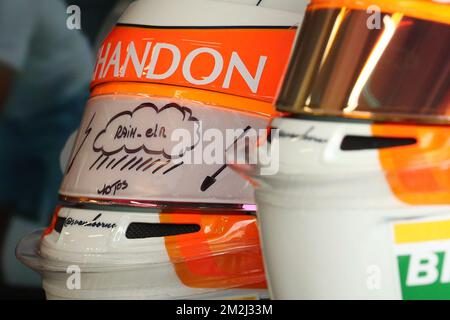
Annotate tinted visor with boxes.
[277,0,450,124]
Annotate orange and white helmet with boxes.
[60,0,306,207]
[18,205,266,299]
[17,0,308,300]
[235,0,450,299]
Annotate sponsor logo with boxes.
[91,26,296,101]
[394,218,450,299]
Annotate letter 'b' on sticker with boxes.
[406,252,439,286]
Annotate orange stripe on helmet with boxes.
[42,205,63,238]
[160,212,266,289]
[373,123,450,205]
[91,82,280,118]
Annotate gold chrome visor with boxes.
[277,0,450,124]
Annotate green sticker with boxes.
[398,251,450,300]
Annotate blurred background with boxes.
[0,0,133,299]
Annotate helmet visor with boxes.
[277,0,450,124]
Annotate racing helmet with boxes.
[233,0,450,299]
[17,0,308,300]
[18,205,267,299]
[59,0,307,207]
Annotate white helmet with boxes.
[60,0,306,207]
[235,0,450,299]
[18,0,308,299]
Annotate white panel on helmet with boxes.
[119,0,306,27]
